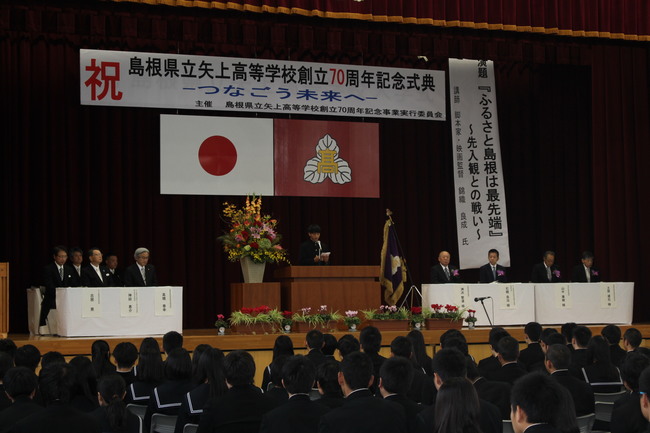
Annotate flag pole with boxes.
[384,209,422,308]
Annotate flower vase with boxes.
[217,327,226,335]
[467,321,476,330]
[413,322,424,331]
[283,324,292,333]
[348,323,357,332]
[240,256,266,283]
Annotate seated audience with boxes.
[315,360,344,409]
[318,351,407,433]
[322,334,338,359]
[337,334,360,359]
[69,356,99,412]
[162,331,183,355]
[544,344,595,416]
[624,328,643,354]
[0,352,14,411]
[124,247,158,287]
[264,355,289,406]
[638,366,650,422]
[581,335,623,392]
[390,336,435,404]
[477,327,510,378]
[488,336,527,385]
[569,326,592,378]
[519,322,545,372]
[80,248,114,287]
[40,351,65,368]
[434,377,482,433]
[510,372,578,433]
[113,342,138,387]
[530,251,562,283]
[466,359,511,420]
[602,324,627,367]
[91,340,116,379]
[69,247,84,286]
[359,326,386,393]
[261,336,294,392]
[127,337,164,404]
[571,251,600,283]
[561,323,578,353]
[260,355,330,433]
[610,352,650,433]
[91,374,140,433]
[190,344,211,385]
[0,367,43,431]
[305,330,326,368]
[197,350,278,433]
[13,345,40,372]
[378,357,424,433]
[407,330,433,376]
[540,328,563,354]
[104,253,124,287]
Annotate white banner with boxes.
[80,49,446,121]
[449,59,511,269]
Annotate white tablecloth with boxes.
[534,282,633,325]
[422,283,536,326]
[56,286,183,337]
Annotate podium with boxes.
[274,266,381,313]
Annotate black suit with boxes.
[519,343,545,372]
[582,362,623,393]
[610,344,627,367]
[80,265,114,287]
[0,397,44,433]
[489,362,527,386]
[70,265,83,287]
[569,348,590,379]
[319,389,406,433]
[316,392,344,409]
[407,364,435,405]
[90,406,141,433]
[531,262,562,283]
[417,396,501,433]
[571,264,601,282]
[40,262,77,326]
[144,379,194,433]
[124,264,158,286]
[473,377,512,420]
[107,268,124,286]
[611,391,648,433]
[550,370,595,416]
[10,402,100,433]
[478,355,501,379]
[430,264,462,284]
[306,349,327,368]
[260,394,329,433]
[384,394,424,433]
[299,240,330,266]
[197,384,278,433]
[524,425,562,433]
[174,383,209,433]
[479,264,508,283]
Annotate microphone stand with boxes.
[383,209,421,309]
[477,298,493,326]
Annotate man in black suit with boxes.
[305,330,327,368]
[378,357,424,433]
[466,359,512,420]
[519,322,545,372]
[0,367,44,431]
[569,325,592,378]
[418,348,501,433]
[298,224,330,266]
[545,344,595,416]
[104,253,124,286]
[11,363,100,433]
[479,249,508,283]
[123,247,158,286]
[430,250,462,283]
[260,355,329,433]
[489,336,527,385]
[360,326,386,394]
[318,351,406,433]
[602,324,627,367]
[389,336,435,405]
[40,246,77,328]
[197,350,277,433]
[80,248,114,287]
[530,250,562,283]
[510,373,577,433]
[611,352,650,433]
[68,247,84,286]
[478,327,511,378]
[624,328,643,354]
[571,251,601,282]
[315,360,344,409]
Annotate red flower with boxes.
[282,311,293,317]
[411,306,422,314]
[431,304,442,310]
[241,307,252,315]
[242,231,250,240]
[250,242,259,249]
[217,314,224,320]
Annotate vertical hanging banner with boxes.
[449,59,511,269]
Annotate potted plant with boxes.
[409,306,426,331]
[424,303,466,330]
[344,310,361,331]
[465,309,478,329]
[281,310,293,333]
[291,305,342,333]
[360,305,410,331]
[218,195,289,283]
[229,305,283,334]
[214,314,229,335]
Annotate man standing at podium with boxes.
[299,224,330,266]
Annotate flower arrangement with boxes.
[409,306,426,324]
[361,305,409,320]
[292,305,343,327]
[229,305,284,327]
[427,304,467,321]
[214,314,229,329]
[218,195,289,264]
[281,310,293,330]
[465,309,478,324]
[344,310,361,328]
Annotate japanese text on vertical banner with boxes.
[449,59,511,269]
[80,49,447,121]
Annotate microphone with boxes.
[474,296,491,302]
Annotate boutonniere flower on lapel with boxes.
[452,269,460,277]
[591,270,599,276]
[497,270,505,276]
[553,270,561,278]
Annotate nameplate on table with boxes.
[155,287,173,316]
[120,288,140,317]
[600,283,617,308]
[554,285,572,308]
[454,285,470,308]
[499,284,517,309]
[81,288,102,317]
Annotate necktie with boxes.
[59,266,64,282]
[96,266,103,282]
[141,267,146,285]
[547,266,552,282]
[586,267,591,283]
[493,266,497,280]
[444,267,450,281]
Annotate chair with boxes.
[576,413,596,433]
[127,403,148,420]
[594,390,627,423]
[502,420,515,433]
[150,413,178,433]
[183,424,198,433]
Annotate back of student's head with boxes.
[316,359,341,395]
[524,322,542,342]
[197,348,227,399]
[561,323,577,343]
[39,362,76,405]
[340,351,372,390]
[407,330,431,369]
[269,355,289,387]
[41,351,65,369]
[379,356,413,395]
[443,337,470,356]
[359,326,382,354]
[282,355,316,394]
[0,338,17,358]
[602,325,622,345]
[489,328,510,351]
[0,352,14,379]
[191,344,212,382]
[272,335,294,359]
[14,344,41,371]
[432,348,467,382]
[69,355,98,403]
[621,351,650,391]
[586,335,612,365]
[224,350,256,387]
[434,377,481,433]
[390,336,413,359]
[545,344,571,370]
[624,328,643,349]
[338,334,360,358]
[546,333,567,347]
[306,330,324,351]
[137,337,164,383]
[3,366,38,399]
[98,374,128,432]
[322,334,338,356]
[497,336,520,362]
[440,329,466,348]
[164,347,192,381]
[162,331,183,353]
[572,326,592,348]
[540,328,560,345]
[91,339,114,377]
[113,342,138,370]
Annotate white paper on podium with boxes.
[554,285,572,309]
[454,285,470,308]
[499,284,517,309]
[82,289,102,317]
[600,283,617,308]
[155,287,173,316]
[120,288,140,317]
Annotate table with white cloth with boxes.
[534,282,633,325]
[422,283,536,326]
[55,286,183,337]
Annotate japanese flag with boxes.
[160,115,274,195]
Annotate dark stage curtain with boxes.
[1,0,649,331]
